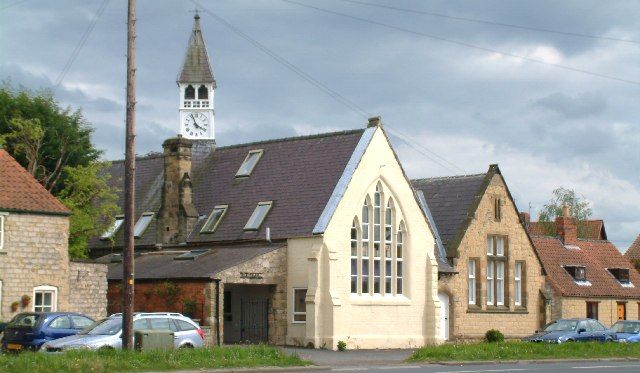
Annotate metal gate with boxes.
[240,299,269,343]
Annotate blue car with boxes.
[523,318,616,343]
[1,312,95,352]
[612,320,640,342]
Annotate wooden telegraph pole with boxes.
[122,0,137,350]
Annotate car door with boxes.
[575,321,591,341]
[46,316,75,341]
[590,320,609,341]
[70,315,95,332]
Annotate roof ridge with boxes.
[412,173,487,182]
[217,128,365,150]
[109,152,164,164]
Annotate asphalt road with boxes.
[329,361,640,373]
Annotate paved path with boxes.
[327,360,640,372]
[283,347,414,367]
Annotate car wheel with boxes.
[179,343,194,349]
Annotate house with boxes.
[623,235,640,272]
[527,217,607,240]
[0,149,107,321]
[526,207,640,325]
[412,165,546,340]
[90,14,442,349]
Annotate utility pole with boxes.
[122,0,137,350]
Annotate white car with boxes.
[40,312,205,352]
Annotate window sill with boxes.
[467,306,528,314]
[349,294,411,306]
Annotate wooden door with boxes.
[617,302,626,321]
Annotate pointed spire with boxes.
[177,13,216,86]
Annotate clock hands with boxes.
[190,113,205,131]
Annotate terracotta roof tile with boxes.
[0,149,69,215]
[528,220,607,240]
[531,235,640,298]
[624,235,640,261]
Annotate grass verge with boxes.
[410,341,640,362]
[0,345,310,373]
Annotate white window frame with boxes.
[200,205,228,233]
[468,259,476,305]
[515,262,522,306]
[0,213,5,251]
[350,220,359,294]
[396,221,404,295]
[373,186,382,294]
[236,149,264,177]
[101,215,124,240]
[133,212,155,238]
[487,261,494,306]
[487,236,494,255]
[292,288,307,323]
[244,201,273,231]
[496,261,505,306]
[361,200,370,294]
[33,285,58,312]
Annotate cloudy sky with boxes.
[1,0,638,249]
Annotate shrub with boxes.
[485,329,504,343]
[337,341,347,351]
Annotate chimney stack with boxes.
[555,204,578,245]
[519,212,530,226]
[158,136,199,244]
[367,116,382,128]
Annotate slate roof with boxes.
[104,243,282,280]
[89,129,365,251]
[531,235,640,298]
[624,235,640,261]
[412,173,486,255]
[177,14,216,85]
[528,220,607,240]
[0,149,70,215]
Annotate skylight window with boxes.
[201,205,228,234]
[236,149,263,177]
[244,201,273,231]
[174,249,209,261]
[133,213,155,238]
[100,216,124,240]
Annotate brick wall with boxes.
[69,261,108,320]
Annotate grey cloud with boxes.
[535,92,607,119]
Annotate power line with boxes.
[337,0,640,46]
[283,0,640,87]
[0,0,28,11]
[53,0,111,92]
[191,0,466,174]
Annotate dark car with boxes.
[523,318,616,343]
[1,312,95,352]
[611,320,640,342]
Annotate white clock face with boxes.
[183,112,209,138]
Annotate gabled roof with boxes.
[531,235,640,298]
[528,219,607,240]
[0,149,70,215]
[624,234,640,261]
[177,13,216,85]
[89,129,366,250]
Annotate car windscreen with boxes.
[544,320,578,332]
[8,313,42,329]
[612,322,640,334]
[84,317,122,335]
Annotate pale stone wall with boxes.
[553,296,640,327]
[68,261,108,320]
[0,212,70,321]
[292,127,440,350]
[438,174,546,340]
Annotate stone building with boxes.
[526,207,640,326]
[412,165,546,340]
[91,14,442,349]
[0,149,107,321]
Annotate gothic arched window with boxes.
[397,220,405,294]
[350,219,359,294]
[185,85,195,100]
[361,199,371,294]
[198,85,208,100]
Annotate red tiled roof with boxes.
[531,235,640,298]
[625,235,640,261]
[0,149,70,215]
[528,220,606,240]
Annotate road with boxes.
[328,361,640,373]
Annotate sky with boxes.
[1,0,638,249]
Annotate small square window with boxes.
[293,288,307,323]
[133,213,154,238]
[200,205,228,233]
[236,150,264,177]
[101,216,124,240]
[244,201,273,231]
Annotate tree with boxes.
[0,85,119,258]
[538,187,593,238]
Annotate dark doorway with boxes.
[223,284,270,344]
[241,299,269,343]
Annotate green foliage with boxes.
[485,329,504,343]
[0,345,309,373]
[337,340,347,351]
[183,299,196,318]
[538,187,593,238]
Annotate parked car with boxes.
[1,312,95,352]
[611,320,640,342]
[522,318,616,343]
[40,312,205,352]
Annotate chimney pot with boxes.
[367,116,382,128]
[519,212,530,225]
[562,204,570,217]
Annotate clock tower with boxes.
[177,12,216,148]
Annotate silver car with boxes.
[40,312,205,352]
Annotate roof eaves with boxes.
[0,207,71,217]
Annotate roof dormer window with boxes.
[236,149,263,177]
[244,201,272,231]
[564,265,590,285]
[608,268,631,286]
[100,216,124,240]
[133,213,155,238]
[200,205,228,233]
